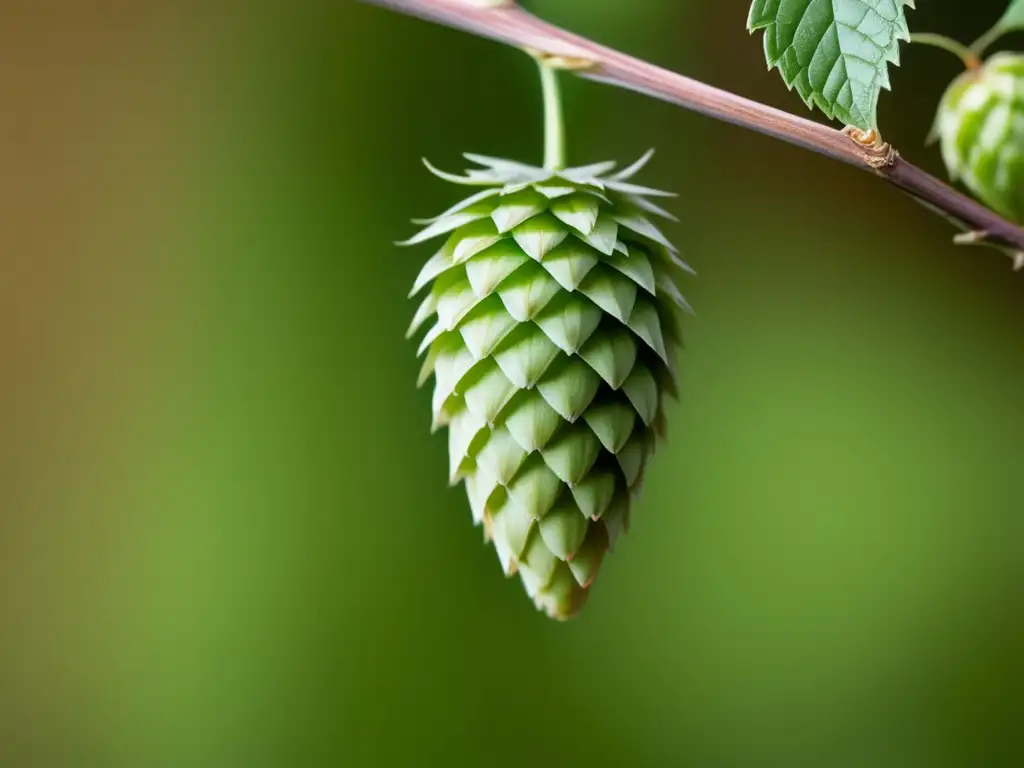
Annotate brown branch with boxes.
[359,0,1024,264]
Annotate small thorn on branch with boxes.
[954,230,1024,269]
[953,230,991,246]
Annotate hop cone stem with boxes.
[538,58,566,171]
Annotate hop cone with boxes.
[401,151,692,619]
[932,53,1024,223]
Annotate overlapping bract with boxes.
[748,0,914,131]
[401,152,691,619]
[932,53,1024,224]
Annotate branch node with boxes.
[842,127,896,169]
[524,47,598,73]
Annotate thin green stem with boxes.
[970,24,1007,58]
[909,33,981,70]
[537,58,566,170]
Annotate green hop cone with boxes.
[400,151,692,619]
[932,53,1024,223]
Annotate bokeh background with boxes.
[3,1,1023,765]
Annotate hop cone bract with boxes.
[933,53,1024,223]
[401,152,691,619]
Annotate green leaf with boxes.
[492,325,561,389]
[506,456,564,520]
[475,427,528,487]
[578,264,637,323]
[997,0,1024,33]
[621,364,659,426]
[533,293,603,355]
[538,500,590,560]
[747,0,915,131]
[504,392,563,453]
[539,238,599,291]
[583,402,637,454]
[491,498,534,559]
[570,469,617,521]
[579,327,638,390]
[550,194,601,235]
[566,524,608,587]
[541,428,601,486]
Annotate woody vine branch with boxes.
[359,0,1024,265]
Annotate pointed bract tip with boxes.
[611,148,657,181]
[421,157,472,185]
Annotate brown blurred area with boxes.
[0,4,196,759]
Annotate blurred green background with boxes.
[3,1,1023,765]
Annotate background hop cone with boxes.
[932,53,1024,224]
[401,151,692,619]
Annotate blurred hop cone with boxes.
[932,53,1024,223]
[401,151,692,619]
